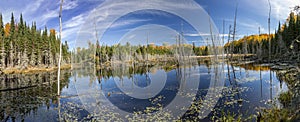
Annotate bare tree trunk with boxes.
[268,0,272,101]
[231,2,239,60]
[227,25,231,58]
[222,20,225,60]
[243,38,247,55]
[21,48,28,69]
[268,0,271,61]
[258,27,261,60]
[208,12,217,60]
[1,37,5,68]
[57,0,63,96]
[94,16,100,66]
[9,41,14,68]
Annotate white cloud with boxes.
[185,33,213,37]
[39,10,59,26]
[185,33,203,37]
[63,0,78,10]
[109,18,152,29]
[0,0,59,27]
[223,17,267,35]
[270,0,300,21]
[74,0,218,47]
[65,14,86,28]
[238,21,266,33]
[23,0,45,14]
[244,0,300,21]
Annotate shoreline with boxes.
[1,53,298,74]
[1,64,71,74]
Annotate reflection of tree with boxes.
[237,63,270,71]
[204,60,211,74]
[94,64,156,81]
[0,71,70,121]
[226,61,243,106]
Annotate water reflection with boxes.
[0,61,290,121]
[0,71,70,122]
[71,61,287,121]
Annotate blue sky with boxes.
[0,0,299,49]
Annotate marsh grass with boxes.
[2,64,71,74]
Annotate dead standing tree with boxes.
[231,2,239,60]
[57,0,63,96]
[267,0,273,101]
[208,12,218,61]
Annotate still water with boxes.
[0,62,288,121]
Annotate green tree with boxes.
[0,13,5,68]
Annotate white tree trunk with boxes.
[57,0,63,96]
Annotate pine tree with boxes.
[0,13,5,68]
[9,13,15,67]
[296,14,300,52]
[287,12,296,48]
[0,12,70,70]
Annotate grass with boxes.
[2,64,71,74]
[260,107,292,122]
[278,91,292,105]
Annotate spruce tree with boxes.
[287,13,296,47]
[0,14,5,68]
[9,13,15,67]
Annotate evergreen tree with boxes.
[0,13,70,70]
[0,13,5,68]
[287,12,296,48]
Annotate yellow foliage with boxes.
[4,23,10,36]
[224,34,274,47]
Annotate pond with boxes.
[0,61,288,121]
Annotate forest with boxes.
[0,13,70,72]
[74,40,212,66]
[225,11,300,62]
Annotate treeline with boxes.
[224,34,273,55]
[225,11,300,60]
[0,13,70,69]
[74,41,212,65]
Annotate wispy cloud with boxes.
[61,10,152,45]
[23,0,45,14]
[109,18,152,29]
[238,20,266,33]
[74,0,217,47]
[244,0,300,21]
[0,0,80,27]
[184,33,214,37]
[63,0,79,10]
[64,14,86,28]
[223,18,267,35]
[185,33,244,38]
